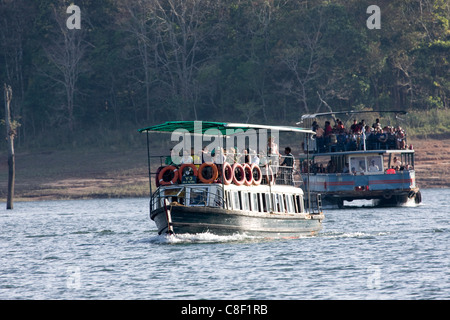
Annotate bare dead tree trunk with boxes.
[4,84,15,210]
[42,6,86,138]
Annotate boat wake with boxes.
[318,231,390,239]
[145,232,261,244]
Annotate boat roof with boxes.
[139,121,315,135]
[309,149,415,157]
[298,110,408,122]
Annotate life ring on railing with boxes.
[221,162,233,185]
[232,163,245,186]
[243,163,253,186]
[179,163,198,181]
[198,162,218,184]
[158,165,179,185]
[251,164,262,185]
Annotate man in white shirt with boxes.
[368,160,380,172]
[392,156,402,169]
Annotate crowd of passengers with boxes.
[310,118,409,153]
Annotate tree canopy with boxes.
[1,0,449,148]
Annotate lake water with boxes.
[0,188,448,300]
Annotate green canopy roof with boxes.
[138,121,315,135]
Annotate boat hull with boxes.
[310,188,421,208]
[151,205,323,237]
[305,170,421,208]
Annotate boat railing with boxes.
[306,193,323,215]
[150,154,301,187]
[304,131,409,154]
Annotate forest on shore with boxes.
[1,0,449,151]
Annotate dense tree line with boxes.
[0,0,449,148]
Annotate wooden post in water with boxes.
[4,84,15,209]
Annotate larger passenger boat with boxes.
[139,121,324,237]
[298,111,422,208]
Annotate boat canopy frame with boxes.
[139,120,315,135]
[297,110,408,124]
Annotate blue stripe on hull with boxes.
[308,171,416,192]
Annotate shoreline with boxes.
[1,137,449,202]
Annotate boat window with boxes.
[189,187,208,206]
[257,193,263,212]
[349,156,366,174]
[251,193,259,212]
[265,193,272,212]
[286,195,294,213]
[296,195,304,213]
[213,189,222,207]
[164,187,183,203]
[226,191,232,209]
[272,194,278,212]
[232,191,240,210]
[241,191,249,211]
[273,194,283,213]
[261,194,267,212]
[367,156,383,172]
[279,194,285,213]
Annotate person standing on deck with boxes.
[281,147,294,185]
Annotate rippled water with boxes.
[0,189,449,300]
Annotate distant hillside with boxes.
[1,0,448,151]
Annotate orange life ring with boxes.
[179,163,198,180]
[198,162,218,184]
[232,163,245,186]
[243,163,253,186]
[221,162,233,185]
[158,165,179,185]
[251,164,262,185]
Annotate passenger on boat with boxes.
[386,167,396,174]
[268,136,281,177]
[350,119,360,134]
[280,147,294,184]
[368,160,380,172]
[336,120,345,133]
[358,160,366,172]
[392,156,402,168]
[395,127,406,149]
[201,146,210,163]
[372,118,381,130]
[324,121,333,136]
[342,163,350,173]
[181,150,193,164]
[226,147,236,164]
[326,160,336,173]
[259,151,268,166]
[250,149,260,165]
[313,123,325,153]
[213,147,226,164]
[364,125,373,138]
[319,163,326,173]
